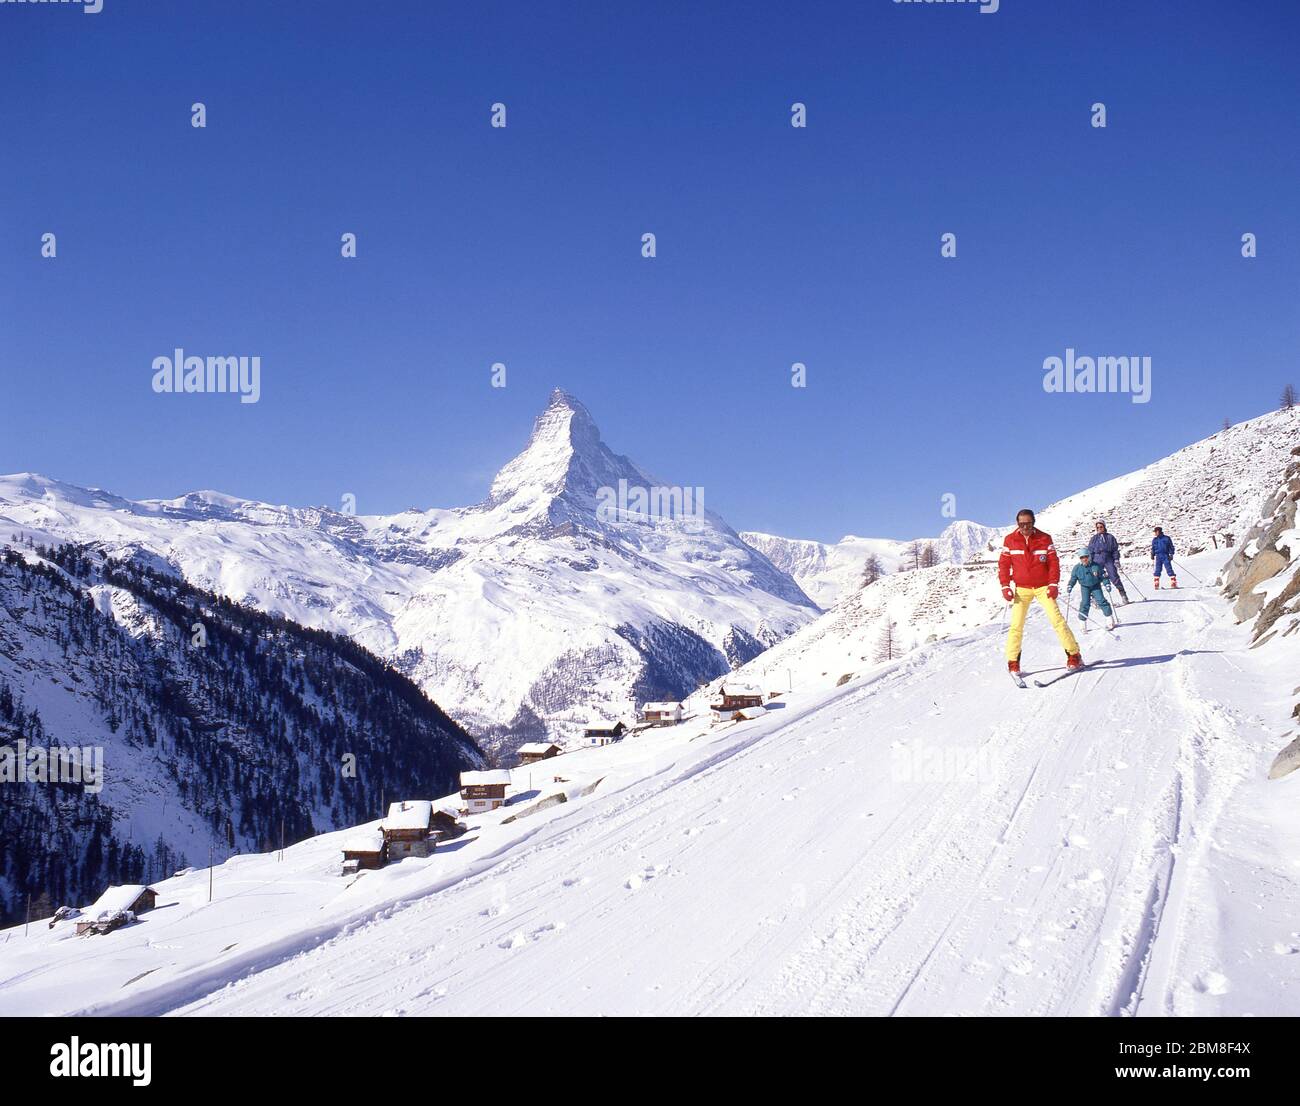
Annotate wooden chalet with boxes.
[460,769,512,814]
[713,684,764,711]
[384,800,438,860]
[341,826,387,874]
[75,884,157,936]
[583,720,628,747]
[640,702,683,727]
[517,742,563,766]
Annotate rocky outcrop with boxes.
[1221,445,1300,778]
[1270,730,1300,781]
[1232,549,1289,621]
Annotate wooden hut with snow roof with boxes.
[383,800,436,860]
[341,826,387,874]
[713,683,764,711]
[460,769,512,814]
[75,884,157,936]
[640,701,683,727]
[517,741,563,766]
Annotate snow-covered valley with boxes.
[3,549,1297,1016]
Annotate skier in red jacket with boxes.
[998,508,1082,676]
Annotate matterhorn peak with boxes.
[485,389,644,517]
[533,388,601,452]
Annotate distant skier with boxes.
[1086,520,1129,604]
[1068,548,1116,631]
[998,508,1083,678]
[1151,526,1177,589]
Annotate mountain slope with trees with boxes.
[0,543,482,926]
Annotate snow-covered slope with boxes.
[3,549,1295,1016]
[740,521,999,609]
[742,408,1298,623]
[1035,408,1300,555]
[0,391,818,757]
[730,408,1300,701]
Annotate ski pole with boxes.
[1173,560,1205,586]
[1120,566,1147,601]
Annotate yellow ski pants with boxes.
[1005,586,1080,662]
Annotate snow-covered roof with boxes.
[461,769,511,787]
[87,884,152,916]
[720,683,762,697]
[341,827,385,853]
[517,742,561,755]
[642,702,681,713]
[734,706,767,720]
[384,801,433,830]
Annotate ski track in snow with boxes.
[1,575,1294,1017]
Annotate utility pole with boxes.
[208,845,213,903]
[24,892,31,937]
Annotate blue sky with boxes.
[2,0,1297,542]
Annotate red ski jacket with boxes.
[997,527,1061,590]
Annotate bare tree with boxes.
[1221,416,1231,431]
[1282,383,1297,410]
[919,542,940,569]
[860,553,883,588]
[875,619,897,664]
[901,541,922,572]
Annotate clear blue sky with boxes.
[2,0,1297,542]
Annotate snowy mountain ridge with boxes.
[1,391,817,757]
[741,520,1000,609]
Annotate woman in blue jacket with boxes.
[1086,520,1129,604]
[1068,549,1116,631]
[1151,526,1177,589]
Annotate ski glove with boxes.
[1001,587,1014,602]
[1047,585,1059,600]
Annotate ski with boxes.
[1034,665,1086,688]
[1009,671,1027,689]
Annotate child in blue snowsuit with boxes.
[1068,548,1115,630]
[1151,526,1177,588]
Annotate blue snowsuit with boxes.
[1151,534,1175,579]
[1086,531,1127,597]
[1068,560,1113,620]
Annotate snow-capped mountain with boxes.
[0,391,817,757]
[741,521,1000,609]
[0,543,482,927]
